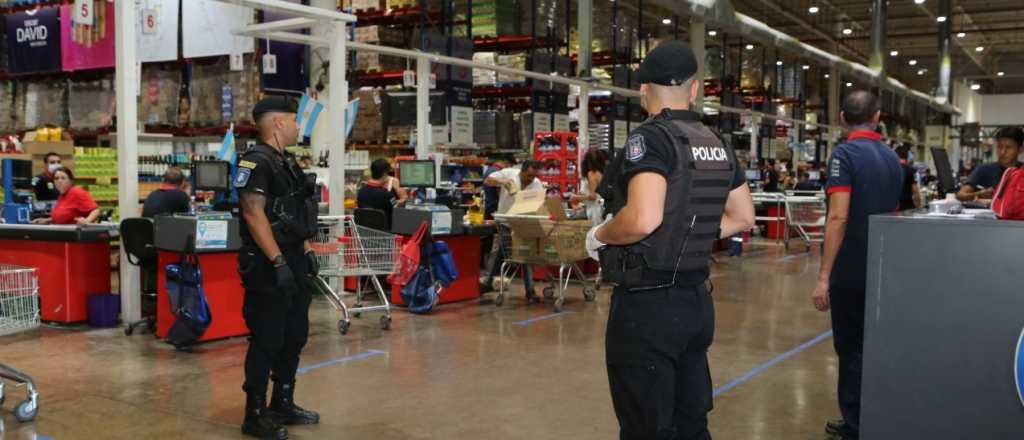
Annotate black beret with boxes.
[637,40,699,86]
[252,96,298,121]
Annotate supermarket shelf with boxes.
[76,176,119,181]
[349,142,415,150]
[473,35,561,52]
[351,70,407,87]
[472,85,533,98]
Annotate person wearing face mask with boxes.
[234,96,321,439]
[30,167,100,225]
[32,152,63,201]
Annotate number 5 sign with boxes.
[73,0,94,26]
[142,9,159,35]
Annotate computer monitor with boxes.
[398,160,436,188]
[745,169,762,181]
[931,147,957,195]
[193,160,231,192]
[808,171,821,181]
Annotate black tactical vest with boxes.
[600,117,735,286]
[241,145,319,246]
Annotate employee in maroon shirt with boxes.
[31,167,100,225]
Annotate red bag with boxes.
[387,221,428,285]
[992,165,1024,220]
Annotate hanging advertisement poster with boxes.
[136,0,179,63]
[183,0,255,59]
[5,7,61,74]
[60,2,115,71]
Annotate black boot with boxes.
[242,393,289,439]
[268,382,320,425]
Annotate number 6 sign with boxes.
[142,9,158,35]
[73,0,94,26]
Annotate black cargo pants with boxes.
[606,283,715,440]
[829,286,866,431]
[238,245,313,396]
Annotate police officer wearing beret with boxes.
[236,96,321,439]
[587,41,755,439]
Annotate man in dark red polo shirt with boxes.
[812,91,903,440]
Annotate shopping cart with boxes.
[491,215,597,313]
[310,215,399,335]
[0,264,40,422]
[784,195,827,250]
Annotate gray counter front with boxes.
[862,213,1024,439]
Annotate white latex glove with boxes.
[586,218,611,261]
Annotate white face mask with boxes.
[48,163,61,173]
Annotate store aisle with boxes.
[0,243,836,440]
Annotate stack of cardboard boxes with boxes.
[350,89,384,143]
[502,190,590,264]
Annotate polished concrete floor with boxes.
[0,241,838,440]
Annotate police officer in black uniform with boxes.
[586,41,755,440]
[235,96,321,439]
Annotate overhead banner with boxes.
[136,0,179,63]
[5,7,61,74]
[60,2,115,71]
[183,0,255,58]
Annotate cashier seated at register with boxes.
[956,126,1023,202]
[356,159,409,227]
[30,167,100,225]
[142,167,191,218]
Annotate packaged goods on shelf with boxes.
[0,81,13,133]
[354,25,404,46]
[69,77,116,130]
[472,52,498,86]
[496,54,528,85]
[473,111,515,147]
[387,125,414,144]
[356,52,407,72]
[73,147,118,179]
[519,0,565,39]
[140,65,182,126]
[351,89,384,142]
[349,0,383,10]
[588,124,610,150]
[16,81,68,130]
[189,56,259,127]
[385,0,413,8]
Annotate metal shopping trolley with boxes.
[0,264,40,422]
[784,195,827,250]
[310,216,399,335]
[491,215,597,313]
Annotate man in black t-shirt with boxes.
[357,159,400,228]
[957,127,1023,202]
[895,146,920,210]
[142,167,190,217]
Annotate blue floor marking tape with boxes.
[513,311,575,326]
[713,330,833,397]
[776,252,811,262]
[297,349,387,374]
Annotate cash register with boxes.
[392,159,464,236]
[1,158,33,224]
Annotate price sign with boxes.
[230,53,244,71]
[73,0,95,26]
[403,70,415,87]
[262,54,278,75]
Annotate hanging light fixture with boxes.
[890,50,899,56]
[808,6,820,14]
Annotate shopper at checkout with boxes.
[30,167,100,225]
[142,167,191,218]
[31,152,63,202]
[956,127,1023,202]
[479,160,544,296]
[356,158,408,227]
[571,148,610,225]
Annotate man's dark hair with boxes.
[43,152,61,163]
[520,159,542,171]
[581,148,610,176]
[163,167,185,186]
[895,145,910,160]
[995,127,1024,147]
[370,158,392,179]
[841,90,880,127]
[800,172,810,180]
[52,166,74,181]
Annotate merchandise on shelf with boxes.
[354,25,404,46]
[14,80,68,130]
[189,56,259,127]
[348,0,384,10]
[533,131,579,199]
[355,52,408,72]
[350,89,385,142]
[473,111,515,147]
[68,76,116,130]
[140,64,182,126]
[386,125,414,144]
[0,81,14,133]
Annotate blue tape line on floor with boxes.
[513,311,575,326]
[297,349,387,374]
[776,252,811,262]
[713,330,833,397]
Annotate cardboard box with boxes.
[350,0,383,10]
[23,139,74,156]
[501,190,591,263]
[355,26,404,45]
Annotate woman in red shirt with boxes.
[31,167,100,225]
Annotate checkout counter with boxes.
[154,214,248,342]
[0,224,117,323]
[861,213,1024,438]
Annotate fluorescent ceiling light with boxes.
[708,30,717,37]
[890,50,899,56]
[662,18,672,25]
[842,28,853,35]
[975,46,984,52]
[936,16,947,23]
[746,44,755,50]
[846,82,853,87]
[917,69,926,75]
[776,60,784,66]
[956,32,966,38]
[997,71,1005,76]
[970,84,981,90]
[808,6,820,14]
[824,74,830,78]
[914,0,926,4]
[909,59,918,66]
[802,65,810,70]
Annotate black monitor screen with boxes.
[194,161,231,191]
[2,159,33,190]
[931,148,956,196]
[399,160,436,188]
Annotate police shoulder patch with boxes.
[238,160,258,170]
[234,167,252,188]
[626,134,646,162]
